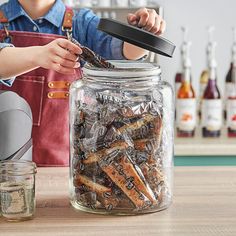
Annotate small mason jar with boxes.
[0,160,37,221]
[69,61,174,215]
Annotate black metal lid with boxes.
[98,18,176,58]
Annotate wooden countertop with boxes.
[1,167,236,236]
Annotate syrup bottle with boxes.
[202,42,222,137]
[227,67,236,137]
[199,26,215,120]
[225,28,236,121]
[175,27,188,99]
[226,28,236,137]
[176,42,196,137]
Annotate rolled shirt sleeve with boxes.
[0,43,16,87]
[73,9,125,60]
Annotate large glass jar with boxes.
[69,61,174,215]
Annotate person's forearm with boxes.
[123,42,149,60]
[0,46,40,79]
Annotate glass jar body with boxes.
[69,61,174,215]
[0,161,36,221]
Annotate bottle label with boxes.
[176,99,196,131]
[202,99,222,131]
[225,82,235,99]
[227,99,236,130]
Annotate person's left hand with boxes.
[127,8,166,36]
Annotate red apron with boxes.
[0,8,82,166]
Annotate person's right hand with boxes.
[36,38,82,74]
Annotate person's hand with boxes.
[36,38,82,74]
[127,8,166,36]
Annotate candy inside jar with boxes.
[69,61,174,215]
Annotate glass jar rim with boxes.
[82,60,161,80]
[0,160,37,176]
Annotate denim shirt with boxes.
[0,0,124,86]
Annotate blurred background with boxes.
[1,0,236,165]
[1,0,234,94]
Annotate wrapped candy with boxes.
[69,61,174,214]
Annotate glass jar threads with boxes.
[0,160,36,221]
[69,61,174,215]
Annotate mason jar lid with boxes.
[83,60,161,80]
[98,18,176,58]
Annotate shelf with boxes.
[175,127,236,156]
[73,6,161,10]
[72,6,163,20]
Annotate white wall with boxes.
[157,0,235,96]
[1,0,234,96]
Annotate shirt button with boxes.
[33,26,38,31]
[38,19,43,24]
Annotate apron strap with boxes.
[62,7,74,40]
[6,138,33,161]
[62,7,74,30]
[0,8,74,29]
[0,10,8,23]
[0,8,74,41]
[0,10,12,43]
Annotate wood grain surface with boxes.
[1,167,236,236]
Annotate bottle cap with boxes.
[98,18,176,58]
[208,41,217,68]
[232,27,236,65]
[181,26,188,55]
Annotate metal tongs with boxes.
[70,37,115,69]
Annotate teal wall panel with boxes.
[174,156,236,166]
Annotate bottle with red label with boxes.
[226,28,236,137]
[201,42,222,137]
[225,27,236,127]
[227,69,236,137]
[176,42,196,137]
